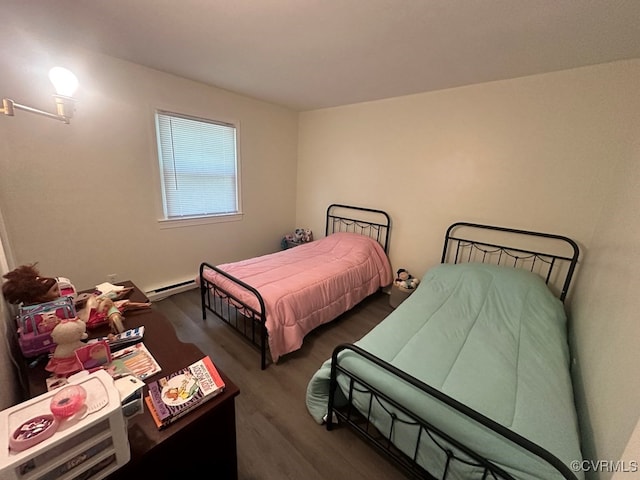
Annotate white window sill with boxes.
[157,212,244,229]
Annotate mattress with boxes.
[202,232,392,362]
[306,263,583,479]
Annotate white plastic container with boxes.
[0,369,130,480]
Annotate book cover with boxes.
[147,356,225,429]
[108,342,161,380]
[88,326,145,351]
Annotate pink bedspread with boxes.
[201,232,393,362]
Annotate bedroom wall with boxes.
[0,29,298,408]
[297,62,636,273]
[569,84,640,479]
[297,59,640,479]
[0,30,298,295]
[0,212,21,410]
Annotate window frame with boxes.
[153,109,243,228]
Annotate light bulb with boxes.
[48,67,79,97]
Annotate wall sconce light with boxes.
[1,67,79,124]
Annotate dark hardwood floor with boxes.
[152,288,409,480]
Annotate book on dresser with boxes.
[145,355,225,429]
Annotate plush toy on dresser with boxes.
[45,318,88,377]
[2,264,81,358]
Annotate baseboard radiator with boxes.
[145,278,198,301]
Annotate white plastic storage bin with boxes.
[0,370,130,480]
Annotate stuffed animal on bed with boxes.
[394,268,420,291]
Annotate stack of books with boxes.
[145,356,225,429]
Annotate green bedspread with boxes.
[306,263,583,479]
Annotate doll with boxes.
[76,294,126,333]
[394,268,420,291]
[2,264,61,305]
[75,292,149,334]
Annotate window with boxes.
[155,110,240,221]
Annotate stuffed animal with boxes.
[394,268,420,291]
[294,228,305,243]
[281,228,313,249]
[281,234,294,250]
[45,318,88,377]
[303,228,313,243]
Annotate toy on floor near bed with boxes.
[394,268,420,291]
[306,221,583,480]
[281,227,313,249]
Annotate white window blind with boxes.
[155,110,239,219]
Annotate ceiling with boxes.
[4,0,640,111]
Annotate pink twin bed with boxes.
[199,204,392,369]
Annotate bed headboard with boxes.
[442,222,579,302]
[325,204,391,254]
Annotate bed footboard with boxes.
[199,262,269,369]
[327,344,579,480]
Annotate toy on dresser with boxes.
[2,265,153,385]
[44,318,88,377]
[2,264,79,358]
[15,298,77,358]
[0,370,130,479]
[1,264,77,306]
[75,293,127,333]
[76,282,152,334]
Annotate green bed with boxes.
[306,223,583,480]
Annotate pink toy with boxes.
[50,385,87,418]
[9,385,88,452]
[45,319,88,377]
[16,297,76,358]
[9,414,59,452]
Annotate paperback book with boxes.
[146,356,225,429]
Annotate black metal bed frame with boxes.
[441,222,579,302]
[326,222,581,480]
[199,204,391,370]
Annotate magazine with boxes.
[146,356,225,429]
